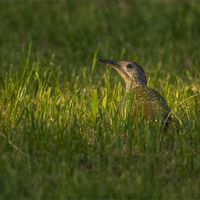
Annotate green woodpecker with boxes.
[99,59,172,124]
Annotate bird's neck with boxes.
[125,78,147,92]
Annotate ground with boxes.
[0,1,200,199]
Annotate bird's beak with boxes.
[99,59,120,70]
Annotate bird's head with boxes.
[99,59,147,91]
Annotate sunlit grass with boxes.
[0,1,200,199]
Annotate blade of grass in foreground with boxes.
[92,89,98,129]
[91,43,100,85]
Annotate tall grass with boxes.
[0,1,200,199]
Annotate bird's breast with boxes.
[118,86,171,121]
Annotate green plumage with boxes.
[119,86,171,122]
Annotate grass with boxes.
[0,1,200,199]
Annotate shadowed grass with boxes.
[0,1,200,199]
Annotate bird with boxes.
[99,59,173,125]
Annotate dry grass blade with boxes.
[164,94,198,125]
[0,131,28,158]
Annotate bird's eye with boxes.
[127,64,133,68]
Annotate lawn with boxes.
[0,1,200,199]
